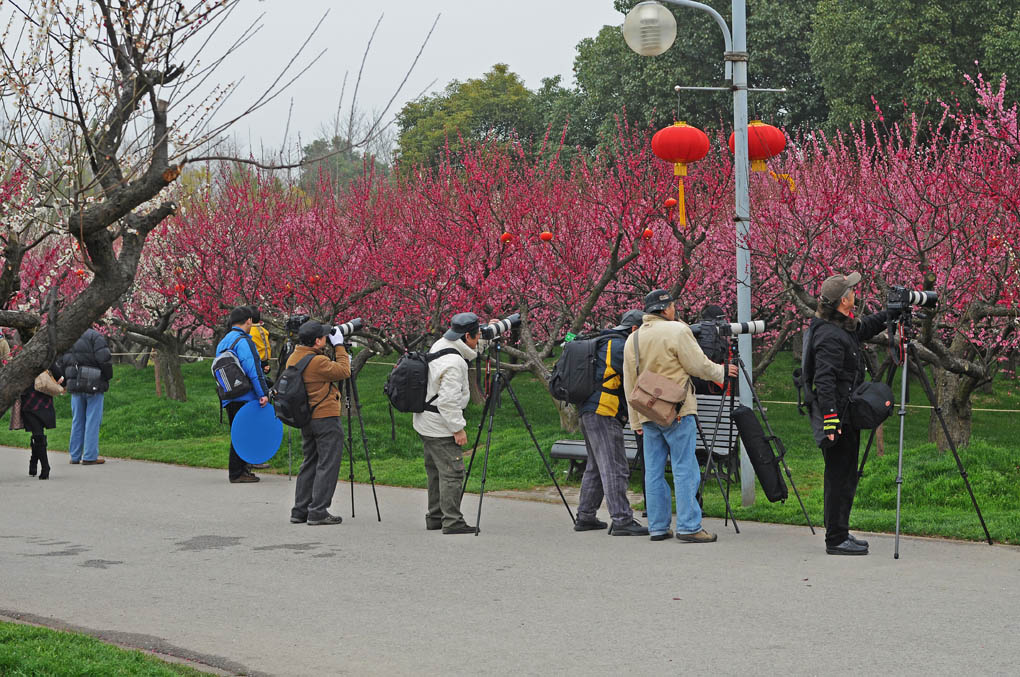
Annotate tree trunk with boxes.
[468,362,486,405]
[791,329,804,362]
[155,341,187,402]
[928,368,973,451]
[555,400,580,433]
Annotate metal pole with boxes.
[731,0,755,505]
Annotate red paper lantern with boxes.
[500,232,513,244]
[539,231,553,242]
[651,122,710,227]
[727,120,786,171]
[642,228,654,240]
[664,198,678,208]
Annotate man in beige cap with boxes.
[801,272,893,555]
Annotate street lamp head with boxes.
[622,1,677,57]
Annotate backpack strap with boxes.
[423,348,461,413]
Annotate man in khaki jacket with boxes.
[287,320,351,526]
[623,290,738,542]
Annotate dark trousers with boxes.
[578,412,634,526]
[226,401,246,480]
[822,429,861,547]
[292,417,344,521]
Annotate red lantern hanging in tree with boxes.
[651,121,710,227]
[727,120,786,172]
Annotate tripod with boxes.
[731,357,816,533]
[462,339,575,535]
[857,311,992,558]
[341,375,381,521]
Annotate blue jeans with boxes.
[642,415,702,535]
[69,393,105,462]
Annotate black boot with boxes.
[34,435,50,480]
[28,442,38,477]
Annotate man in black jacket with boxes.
[59,328,114,465]
[804,272,892,555]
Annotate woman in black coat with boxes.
[16,360,64,480]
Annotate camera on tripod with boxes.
[887,286,937,312]
[285,314,311,335]
[480,313,520,340]
[335,317,363,336]
[690,318,766,339]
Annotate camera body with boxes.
[480,313,521,340]
[335,317,363,336]
[887,286,937,311]
[285,314,311,335]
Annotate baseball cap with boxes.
[613,309,645,331]
[643,289,675,314]
[819,272,862,306]
[444,312,481,340]
[298,320,330,344]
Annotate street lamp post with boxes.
[623,0,756,505]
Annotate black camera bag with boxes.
[384,348,459,413]
[730,405,788,502]
[548,335,614,405]
[848,381,894,429]
[273,354,316,428]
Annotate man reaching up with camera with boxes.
[288,320,350,526]
[413,313,484,535]
[803,272,892,555]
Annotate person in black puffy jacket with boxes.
[58,328,114,465]
[804,273,892,556]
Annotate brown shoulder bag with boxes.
[627,327,689,427]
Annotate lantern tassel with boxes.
[678,178,686,227]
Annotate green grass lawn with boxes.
[0,621,209,676]
[2,352,1018,543]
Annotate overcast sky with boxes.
[208,1,624,153]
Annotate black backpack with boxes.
[384,348,459,413]
[272,354,317,428]
[848,381,894,429]
[211,331,252,400]
[548,335,611,405]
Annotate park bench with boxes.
[549,392,740,487]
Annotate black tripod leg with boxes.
[345,381,356,518]
[462,391,494,498]
[735,358,815,532]
[473,379,500,536]
[502,378,575,523]
[694,416,739,533]
[907,346,993,545]
[349,377,381,522]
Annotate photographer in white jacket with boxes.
[412,313,484,534]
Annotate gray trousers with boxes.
[292,416,344,521]
[420,434,468,529]
[578,412,634,526]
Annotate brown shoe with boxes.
[229,473,260,483]
[675,529,717,543]
[81,458,106,465]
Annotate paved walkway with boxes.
[1,447,1018,676]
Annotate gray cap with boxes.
[444,312,481,340]
[613,309,645,331]
[643,289,674,314]
[819,272,862,306]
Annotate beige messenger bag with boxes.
[628,327,689,427]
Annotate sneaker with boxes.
[425,521,443,531]
[676,529,718,543]
[69,459,80,464]
[250,462,271,470]
[442,524,477,535]
[848,533,869,548]
[649,530,674,541]
[826,538,868,555]
[307,514,343,526]
[229,473,260,484]
[290,516,306,524]
[573,518,608,532]
[81,458,106,465]
[611,520,649,536]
